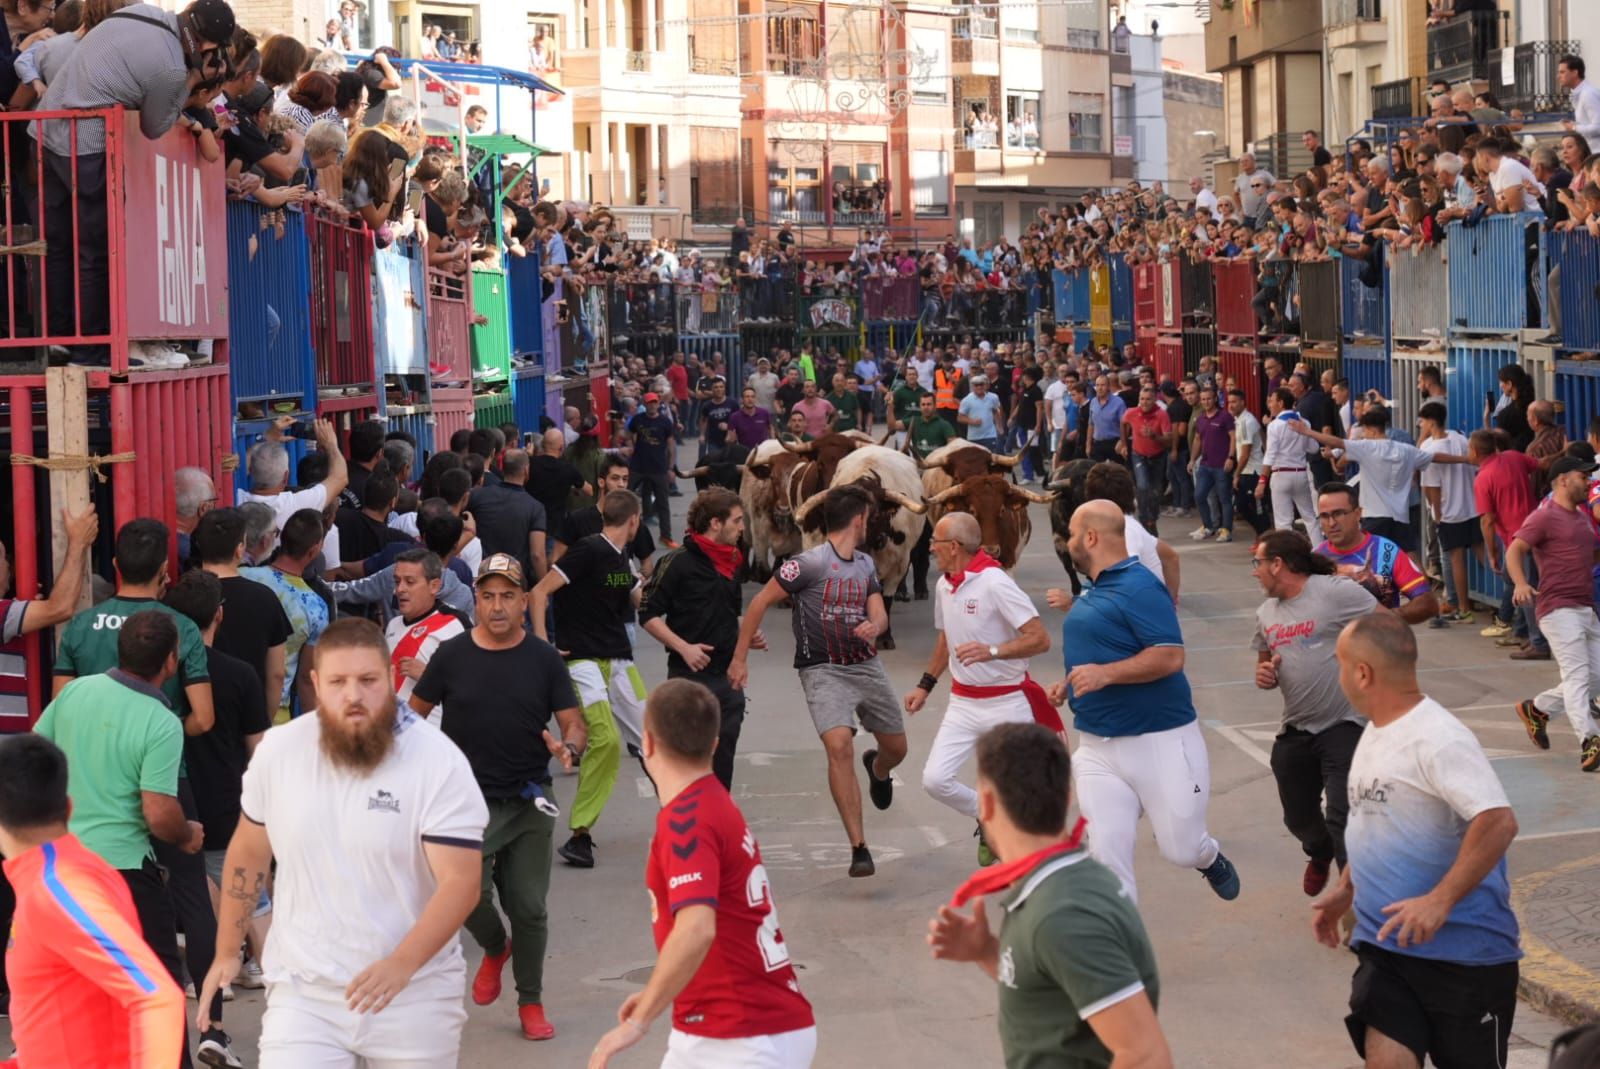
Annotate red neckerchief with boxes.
[689,533,741,579]
[945,548,1002,593]
[949,818,1089,907]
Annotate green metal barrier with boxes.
[475,388,515,431]
[471,268,512,385]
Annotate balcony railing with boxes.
[1371,78,1414,120]
[767,54,822,76]
[1067,28,1101,49]
[1492,41,1580,113]
[1427,10,1500,75]
[1005,26,1041,42]
[953,14,998,39]
[626,49,650,72]
[690,54,738,76]
[1252,132,1313,182]
[1323,0,1379,27]
[951,35,999,67]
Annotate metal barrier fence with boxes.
[1156,260,1183,332]
[1446,213,1547,335]
[677,280,741,335]
[472,388,513,432]
[1388,351,1443,434]
[1446,338,1523,435]
[471,268,511,385]
[1089,264,1112,346]
[505,249,544,360]
[511,364,546,436]
[1217,344,1263,414]
[1550,230,1600,352]
[1342,344,1391,401]
[1182,328,1214,375]
[427,267,471,385]
[384,405,434,481]
[1555,358,1600,440]
[1299,260,1341,346]
[1389,242,1449,344]
[226,202,315,410]
[104,367,233,547]
[679,333,744,388]
[373,243,428,380]
[1133,262,1157,329]
[432,388,474,443]
[1182,258,1214,323]
[862,276,919,320]
[1108,253,1134,349]
[307,214,377,393]
[1340,251,1388,344]
[1153,335,1183,383]
[1213,260,1258,339]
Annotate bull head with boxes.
[675,466,709,479]
[780,438,817,456]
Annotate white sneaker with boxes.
[235,959,266,990]
[221,983,235,1002]
[1214,529,1233,544]
[1189,526,1213,541]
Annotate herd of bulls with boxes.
[675,432,1099,644]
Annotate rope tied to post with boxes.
[10,450,137,483]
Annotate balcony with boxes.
[953,14,998,39]
[1427,10,1500,79]
[1067,28,1101,49]
[1370,77,1416,120]
[1491,41,1580,114]
[1323,0,1383,48]
[1252,131,1313,181]
[952,33,1000,77]
[1205,0,1324,72]
[954,146,1003,177]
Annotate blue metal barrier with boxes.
[1342,344,1392,400]
[226,202,316,409]
[1555,359,1600,441]
[1445,339,1522,435]
[1340,249,1388,344]
[1446,213,1547,335]
[1389,242,1449,344]
[865,321,919,357]
[232,420,310,496]
[1051,269,1076,325]
[512,364,546,436]
[384,406,435,481]
[1108,253,1133,343]
[1550,230,1600,353]
[506,249,544,359]
[1068,268,1091,327]
[1073,328,1094,353]
[373,243,428,381]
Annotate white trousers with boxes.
[1073,719,1221,902]
[1269,470,1322,545]
[661,1026,819,1069]
[260,973,466,1069]
[568,656,648,749]
[1533,606,1600,741]
[922,691,1035,818]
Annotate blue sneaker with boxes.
[1199,852,1241,900]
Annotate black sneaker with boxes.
[558,832,595,868]
[1516,700,1551,751]
[848,844,875,877]
[1583,735,1600,773]
[862,749,893,811]
[197,1030,243,1068]
[913,586,929,601]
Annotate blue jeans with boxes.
[969,435,1000,452]
[1168,446,1194,509]
[1131,453,1166,528]
[1194,464,1232,533]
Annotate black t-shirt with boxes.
[775,381,805,415]
[627,412,677,473]
[425,194,450,239]
[213,575,294,687]
[185,647,270,850]
[990,364,1013,411]
[334,508,412,563]
[469,482,547,583]
[1015,383,1044,431]
[701,400,736,448]
[552,534,637,660]
[561,506,656,562]
[695,374,726,398]
[340,465,373,512]
[1312,145,1333,168]
[412,632,579,796]
[527,455,585,536]
[1296,388,1338,436]
[1166,396,1193,434]
[223,115,280,174]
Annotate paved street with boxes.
[6,496,1590,1067]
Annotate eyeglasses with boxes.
[1315,508,1355,523]
[1249,556,1273,569]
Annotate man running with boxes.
[640,487,756,789]
[906,512,1051,863]
[1047,500,1239,901]
[1313,612,1520,1069]
[587,680,817,1069]
[385,549,468,723]
[1259,387,1322,543]
[1252,529,1378,897]
[928,723,1172,1069]
[531,491,650,869]
[197,619,489,1069]
[1311,482,1438,624]
[729,485,907,878]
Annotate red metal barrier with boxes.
[1133,262,1157,330]
[592,363,613,446]
[1153,335,1184,385]
[1213,260,1259,340]
[307,214,377,391]
[1217,344,1264,415]
[431,387,473,446]
[316,396,381,452]
[428,267,472,384]
[4,383,43,727]
[1135,325,1157,365]
[1155,260,1184,332]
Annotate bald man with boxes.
[1046,500,1239,902]
[1315,612,1520,1069]
[905,512,1052,864]
[527,429,590,543]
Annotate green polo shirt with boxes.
[996,850,1160,1069]
[892,384,930,425]
[827,390,860,431]
[34,671,183,870]
[53,596,210,718]
[907,414,955,459]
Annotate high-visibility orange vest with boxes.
[935,368,963,409]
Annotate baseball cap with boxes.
[979,340,993,351]
[643,391,660,403]
[1550,455,1597,481]
[236,81,274,114]
[184,0,238,45]
[476,553,526,589]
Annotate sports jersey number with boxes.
[744,864,791,972]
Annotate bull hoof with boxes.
[878,633,896,651]
[895,587,911,603]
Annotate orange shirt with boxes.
[1,835,183,1069]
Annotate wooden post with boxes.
[45,366,92,614]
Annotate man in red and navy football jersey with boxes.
[382,549,467,724]
[588,679,816,1069]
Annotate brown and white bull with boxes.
[921,473,1054,570]
[917,441,1024,521]
[740,431,874,581]
[792,445,928,649]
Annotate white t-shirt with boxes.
[1044,380,1071,431]
[240,709,488,989]
[385,609,467,722]
[1420,431,1476,524]
[933,566,1039,687]
[237,484,330,550]
[912,356,936,384]
[1233,410,1264,476]
[1195,186,1219,219]
[1123,514,1165,584]
[1341,436,1432,521]
[1489,156,1544,216]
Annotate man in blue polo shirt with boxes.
[1087,374,1126,464]
[1047,499,1239,903]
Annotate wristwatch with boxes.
[988,644,1000,660]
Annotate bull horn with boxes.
[927,483,968,506]
[1010,486,1056,505]
[989,450,1025,468]
[877,428,894,446]
[781,438,817,455]
[674,466,709,479]
[792,488,829,525]
[1045,480,1071,491]
[883,489,928,514]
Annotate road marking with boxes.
[1517,827,1600,842]
[1192,665,1471,690]
[1203,719,1272,769]
[635,778,655,799]
[920,825,952,849]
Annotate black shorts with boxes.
[1345,943,1518,1069]
[1360,515,1416,553]
[1438,518,1484,553]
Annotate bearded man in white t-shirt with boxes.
[905,512,1052,865]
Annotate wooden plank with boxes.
[45,366,92,614]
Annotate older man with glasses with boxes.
[1234,152,1276,219]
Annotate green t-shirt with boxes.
[907,414,955,459]
[798,351,817,383]
[996,851,1161,1069]
[53,596,211,719]
[827,390,860,431]
[780,431,813,445]
[35,672,183,870]
[892,384,931,425]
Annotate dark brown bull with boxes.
[918,441,1025,521]
[744,431,871,538]
[922,473,1053,570]
[675,441,751,493]
[1046,459,1096,595]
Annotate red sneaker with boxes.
[471,945,511,1006]
[519,1003,555,1041]
[1303,857,1332,897]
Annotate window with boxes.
[691,128,739,224]
[767,5,821,75]
[830,143,885,221]
[910,26,948,103]
[768,144,824,222]
[962,98,997,148]
[1005,92,1040,149]
[1113,85,1134,156]
[1068,93,1103,152]
[1003,0,1038,43]
[528,17,559,68]
[912,150,949,216]
[973,201,1004,245]
[688,0,737,74]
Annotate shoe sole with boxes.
[557,845,595,869]
[848,862,876,878]
[196,1046,241,1069]
[1516,702,1551,750]
[862,749,893,811]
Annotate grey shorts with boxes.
[204,848,272,917]
[798,660,906,737]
